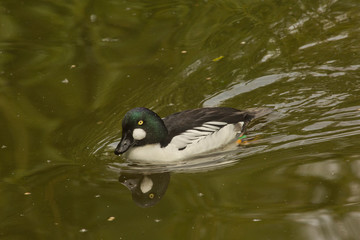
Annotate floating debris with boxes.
[181,50,187,54]
[90,14,97,23]
[70,65,76,69]
[79,228,88,233]
[62,78,69,84]
[107,216,115,222]
[24,192,32,196]
[1,145,7,149]
[101,38,119,42]
[212,56,224,62]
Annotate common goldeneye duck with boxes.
[114,107,271,162]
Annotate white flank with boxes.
[170,121,231,149]
[133,128,146,140]
[125,121,244,162]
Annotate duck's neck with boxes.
[144,113,169,147]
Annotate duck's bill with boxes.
[114,136,134,155]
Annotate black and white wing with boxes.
[162,107,256,150]
[169,121,235,150]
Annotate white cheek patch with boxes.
[140,176,153,193]
[133,128,146,140]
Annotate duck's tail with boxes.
[238,107,273,134]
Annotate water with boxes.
[1,0,360,239]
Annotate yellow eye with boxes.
[149,193,155,199]
[138,120,143,125]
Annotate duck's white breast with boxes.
[125,143,182,162]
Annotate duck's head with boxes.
[114,107,168,155]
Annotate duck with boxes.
[114,107,271,162]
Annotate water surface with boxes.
[1,0,360,239]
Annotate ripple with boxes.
[202,72,301,107]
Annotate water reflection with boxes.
[111,146,248,207]
[289,208,360,239]
[119,171,170,208]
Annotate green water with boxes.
[1,0,360,239]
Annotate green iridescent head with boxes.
[114,107,168,155]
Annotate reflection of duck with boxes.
[119,172,170,208]
[114,107,271,162]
